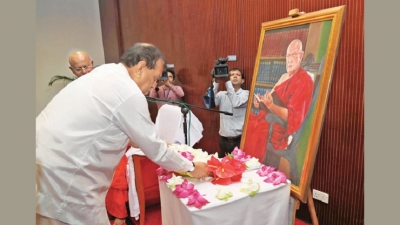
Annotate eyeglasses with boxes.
[73,64,93,73]
[286,53,301,59]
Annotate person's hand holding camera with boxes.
[156,80,165,87]
[164,79,173,88]
[215,75,229,83]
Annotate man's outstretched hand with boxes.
[189,161,212,179]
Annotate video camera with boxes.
[212,57,229,77]
[158,64,175,81]
[159,71,168,81]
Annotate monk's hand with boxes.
[253,94,260,108]
[264,92,273,108]
[189,162,210,179]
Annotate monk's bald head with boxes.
[285,39,304,76]
[68,51,94,77]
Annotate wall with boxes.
[100,0,364,224]
[36,0,105,116]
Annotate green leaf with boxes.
[48,75,76,86]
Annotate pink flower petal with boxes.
[186,190,210,209]
[272,178,281,185]
[159,173,173,182]
[172,180,195,198]
[263,177,274,183]
[181,151,194,161]
[156,167,168,176]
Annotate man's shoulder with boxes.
[94,63,123,72]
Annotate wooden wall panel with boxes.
[100,0,364,224]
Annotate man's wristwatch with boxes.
[187,162,195,172]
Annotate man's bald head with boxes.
[285,39,304,76]
[68,51,94,77]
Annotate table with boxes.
[159,169,291,225]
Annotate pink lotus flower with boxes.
[180,151,194,161]
[159,172,173,182]
[156,167,168,176]
[186,190,210,209]
[231,147,252,163]
[172,179,196,198]
[263,171,287,185]
[231,147,246,158]
[157,167,174,182]
[256,164,276,177]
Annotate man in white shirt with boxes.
[36,43,209,225]
[213,68,249,158]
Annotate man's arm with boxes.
[128,139,139,148]
[212,78,220,106]
[225,81,249,107]
[170,85,185,98]
[113,94,209,179]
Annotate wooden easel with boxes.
[291,188,319,225]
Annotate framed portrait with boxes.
[241,6,346,203]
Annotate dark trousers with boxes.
[218,135,241,158]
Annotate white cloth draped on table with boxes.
[155,104,203,147]
[125,147,145,219]
[159,171,291,225]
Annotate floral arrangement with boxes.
[157,168,210,209]
[207,154,246,185]
[157,145,287,209]
[256,164,288,185]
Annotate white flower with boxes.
[240,178,260,197]
[245,157,261,170]
[215,187,233,201]
[170,144,210,162]
[192,149,209,162]
[170,144,185,152]
[166,174,184,190]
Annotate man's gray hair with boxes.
[119,43,166,69]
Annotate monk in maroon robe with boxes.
[243,39,314,162]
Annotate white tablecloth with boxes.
[159,170,291,225]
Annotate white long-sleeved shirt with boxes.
[36,63,193,225]
[213,81,249,137]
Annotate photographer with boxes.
[211,68,249,158]
[150,68,184,107]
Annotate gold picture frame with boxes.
[241,6,346,203]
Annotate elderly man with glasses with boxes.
[68,51,94,77]
[243,39,314,164]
